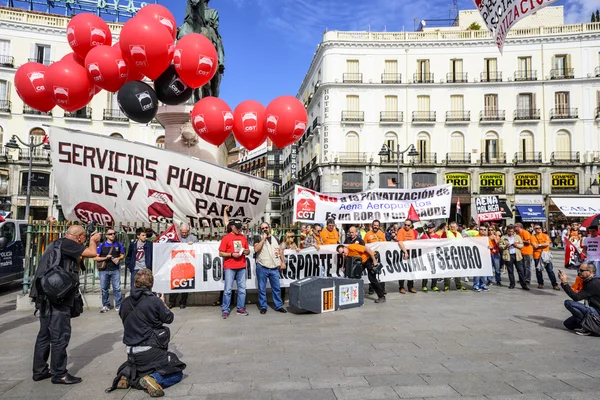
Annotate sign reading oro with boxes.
[551,173,578,193]
[479,173,505,194]
[445,173,470,188]
[514,173,541,194]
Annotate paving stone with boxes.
[506,379,580,393]
[547,392,600,400]
[342,366,397,376]
[334,385,400,400]
[392,384,460,398]
[271,388,337,400]
[253,379,311,392]
[449,381,522,396]
[309,376,369,389]
[190,382,249,396]
[364,373,428,387]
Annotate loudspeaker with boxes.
[344,256,363,279]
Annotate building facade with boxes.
[281,7,600,225]
[0,8,165,219]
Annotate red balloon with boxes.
[14,62,55,112]
[232,100,267,151]
[85,45,129,92]
[174,33,218,89]
[67,13,112,59]
[264,96,308,148]
[120,16,174,80]
[113,42,145,81]
[61,52,85,66]
[45,60,94,112]
[136,4,177,39]
[190,97,234,146]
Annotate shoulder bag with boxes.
[129,297,170,349]
[582,309,600,335]
[96,244,115,271]
[534,235,553,263]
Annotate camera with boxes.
[86,222,105,243]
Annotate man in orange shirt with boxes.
[364,220,387,295]
[531,225,560,290]
[396,219,415,294]
[320,218,340,245]
[515,223,533,285]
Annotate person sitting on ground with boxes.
[558,263,600,336]
[107,268,186,397]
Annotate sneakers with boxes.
[458,286,468,292]
[100,306,109,313]
[368,289,374,295]
[575,328,592,336]
[496,282,503,287]
[139,375,164,397]
[432,286,439,292]
[486,280,492,286]
[481,286,489,291]
[443,286,450,292]
[422,287,428,292]
[399,288,406,294]
[115,307,120,312]
[374,296,386,303]
[222,311,229,319]
[236,308,249,316]
[473,287,481,292]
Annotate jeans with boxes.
[535,258,558,287]
[33,303,72,378]
[130,269,139,289]
[150,371,183,388]
[100,269,122,309]
[472,276,488,289]
[563,300,599,330]
[522,255,533,283]
[363,259,384,298]
[505,254,527,287]
[256,263,283,310]
[222,268,247,313]
[491,254,501,283]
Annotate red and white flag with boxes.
[408,204,423,236]
[564,237,585,268]
[456,197,462,216]
[156,224,181,243]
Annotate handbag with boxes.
[70,292,84,318]
[581,309,600,335]
[96,244,115,271]
[533,234,553,263]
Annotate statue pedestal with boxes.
[155,105,235,166]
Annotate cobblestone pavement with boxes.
[0,252,598,400]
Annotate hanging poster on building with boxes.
[479,173,505,195]
[514,173,542,194]
[551,173,578,194]
[48,127,273,227]
[445,173,470,194]
[292,184,452,223]
[475,195,503,222]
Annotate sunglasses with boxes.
[106,232,115,235]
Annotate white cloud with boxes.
[564,0,600,24]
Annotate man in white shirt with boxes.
[583,226,600,278]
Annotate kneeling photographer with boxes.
[108,269,186,397]
[337,226,386,303]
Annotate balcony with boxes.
[341,111,364,123]
[551,151,580,164]
[550,68,574,79]
[20,148,49,161]
[0,100,10,113]
[335,152,368,164]
[514,152,543,164]
[379,111,404,123]
[480,152,507,165]
[446,72,468,83]
[480,71,502,82]
[413,153,437,165]
[413,73,434,83]
[514,70,537,81]
[28,58,52,66]
[445,152,471,164]
[64,106,92,120]
[514,109,541,121]
[0,54,14,68]
[479,110,506,122]
[596,66,600,77]
[379,154,404,164]
[550,108,578,120]
[23,105,52,116]
[312,117,321,130]
[19,186,50,197]
[381,73,402,83]
[342,73,363,83]
[596,107,600,120]
[412,111,436,123]
[103,108,129,122]
[445,111,470,123]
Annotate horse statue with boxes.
[177,0,225,103]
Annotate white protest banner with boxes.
[48,127,272,227]
[474,0,559,53]
[292,184,452,224]
[475,195,503,222]
[151,238,492,293]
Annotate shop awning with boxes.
[498,201,512,218]
[516,205,546,222]
[551,197,600,217]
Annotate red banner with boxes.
[156,224,181,243]
[564,237,585,267]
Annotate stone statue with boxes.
[177,0,225,102]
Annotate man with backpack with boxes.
[31,225,101,384]
[95,228,125,313]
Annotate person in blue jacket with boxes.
[125,228,153,288]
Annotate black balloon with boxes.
[154,65,193,105]
[117,80,159,124]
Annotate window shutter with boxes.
[498,139,504,157]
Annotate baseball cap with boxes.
[228,219,243,229]
[427,222,435,229]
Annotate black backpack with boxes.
[31,240,78,304]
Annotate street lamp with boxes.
[378,143,419,188]
[5,135,50,221]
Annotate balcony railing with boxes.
[103,108,129,122]
[515,152,543,164]
[343,73,363,83]
[413,153,437,164]
[550,68,574,79]
[480,71,502,82]
[341,111,364,122]
[379,111,404,123]
[596,107,600,120]
[0,100,10,113]
[446,72,468,83]
[19,186,50,196]
[445,111,470,122]
[479,110,506,121]
[480,152,507,165]
[445,152,471,164]
[379,154,404,164]
[514,109,541,120]
[64,106,92,119]
[28,58,52,66]
[514,70,537,81]
[23,105,51,116]
[596,66,600,77]
[335,152,368,163]
[20,148,49,161]
[312,117,321,129]
[412,111,436,122]
[0,54,14,68]
[413,73,434,83]
[551,151,580,163]
[381,73,402,83]
[550,108,578,120]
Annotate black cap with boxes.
[228,219,243,229]
[427,222,435,229]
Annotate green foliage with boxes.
[468,22,481,31]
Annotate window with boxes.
[484,94,498,117]
[555,130,571,158]
[33,44,51,65]
[0,39,10,57]
[345,132,359,153]
[385,95,398,112]
[156,136,165,149]
[29,128,46,158]
[517,93,535,117]
[342,172,363,193]
[0,170,8,195]
[450,132,464,154]
[483,58,498,80]
[110,132,123,139]
[0,126,3,152]
[345,95,360,120]
[450,95,464,112]
[553,55,570,74]
[483,131,500,162]
[21,172,50,197]
[517,57,532,79]
[417,132,430,162]
[345,60,360,82]
[417,95,430,112]
[416,59,430,82]
[555,92,570,114]
[0,80,8,109]
[379,172,403,188]
[519,131,534,154]
[0,221,15,243]
[384,132,397,161]
[450,59,463,81]
[383,60,399,82]
[108,93,119,110]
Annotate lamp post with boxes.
[378,143,419,188]
[5,135,50,221]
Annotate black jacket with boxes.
[125,240,153,273]
[562,278,600,311]
[119,288,173,347]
